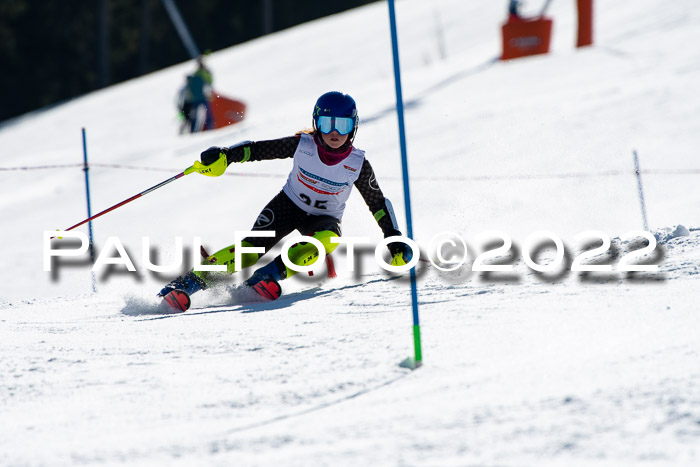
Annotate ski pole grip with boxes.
[187,153,228,177]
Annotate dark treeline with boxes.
[0,0,378,123]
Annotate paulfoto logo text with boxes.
[44,229,661,279]
[44,231,421,275]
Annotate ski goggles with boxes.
[316,116,355,135]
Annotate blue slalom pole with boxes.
[633,150,649,231]
[388,0,422,369]
[82,128,98,293]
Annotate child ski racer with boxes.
[159,91,412,307]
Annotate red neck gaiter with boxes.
[314,133,353,166]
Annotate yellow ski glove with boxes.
[185,152,228,177]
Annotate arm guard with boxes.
[225,136,300,164]
[354,159,402,238]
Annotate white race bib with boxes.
[283,133,364,218]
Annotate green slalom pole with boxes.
[388,0,422,369]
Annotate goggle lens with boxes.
[317,116,355,135]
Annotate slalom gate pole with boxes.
[161,0,200,59]
[388,0,423,370]
[54,164,197,239]
[633,150,649,231]
[81,128,98,293]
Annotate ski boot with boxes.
[246,258,284,301]
[158,271,208,312]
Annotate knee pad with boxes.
[283,230,339,278]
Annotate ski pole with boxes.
[53,155,227,239]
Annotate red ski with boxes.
[162,289,191,312]
[251,279,282,301]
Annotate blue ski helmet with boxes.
[313,91,359,142]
